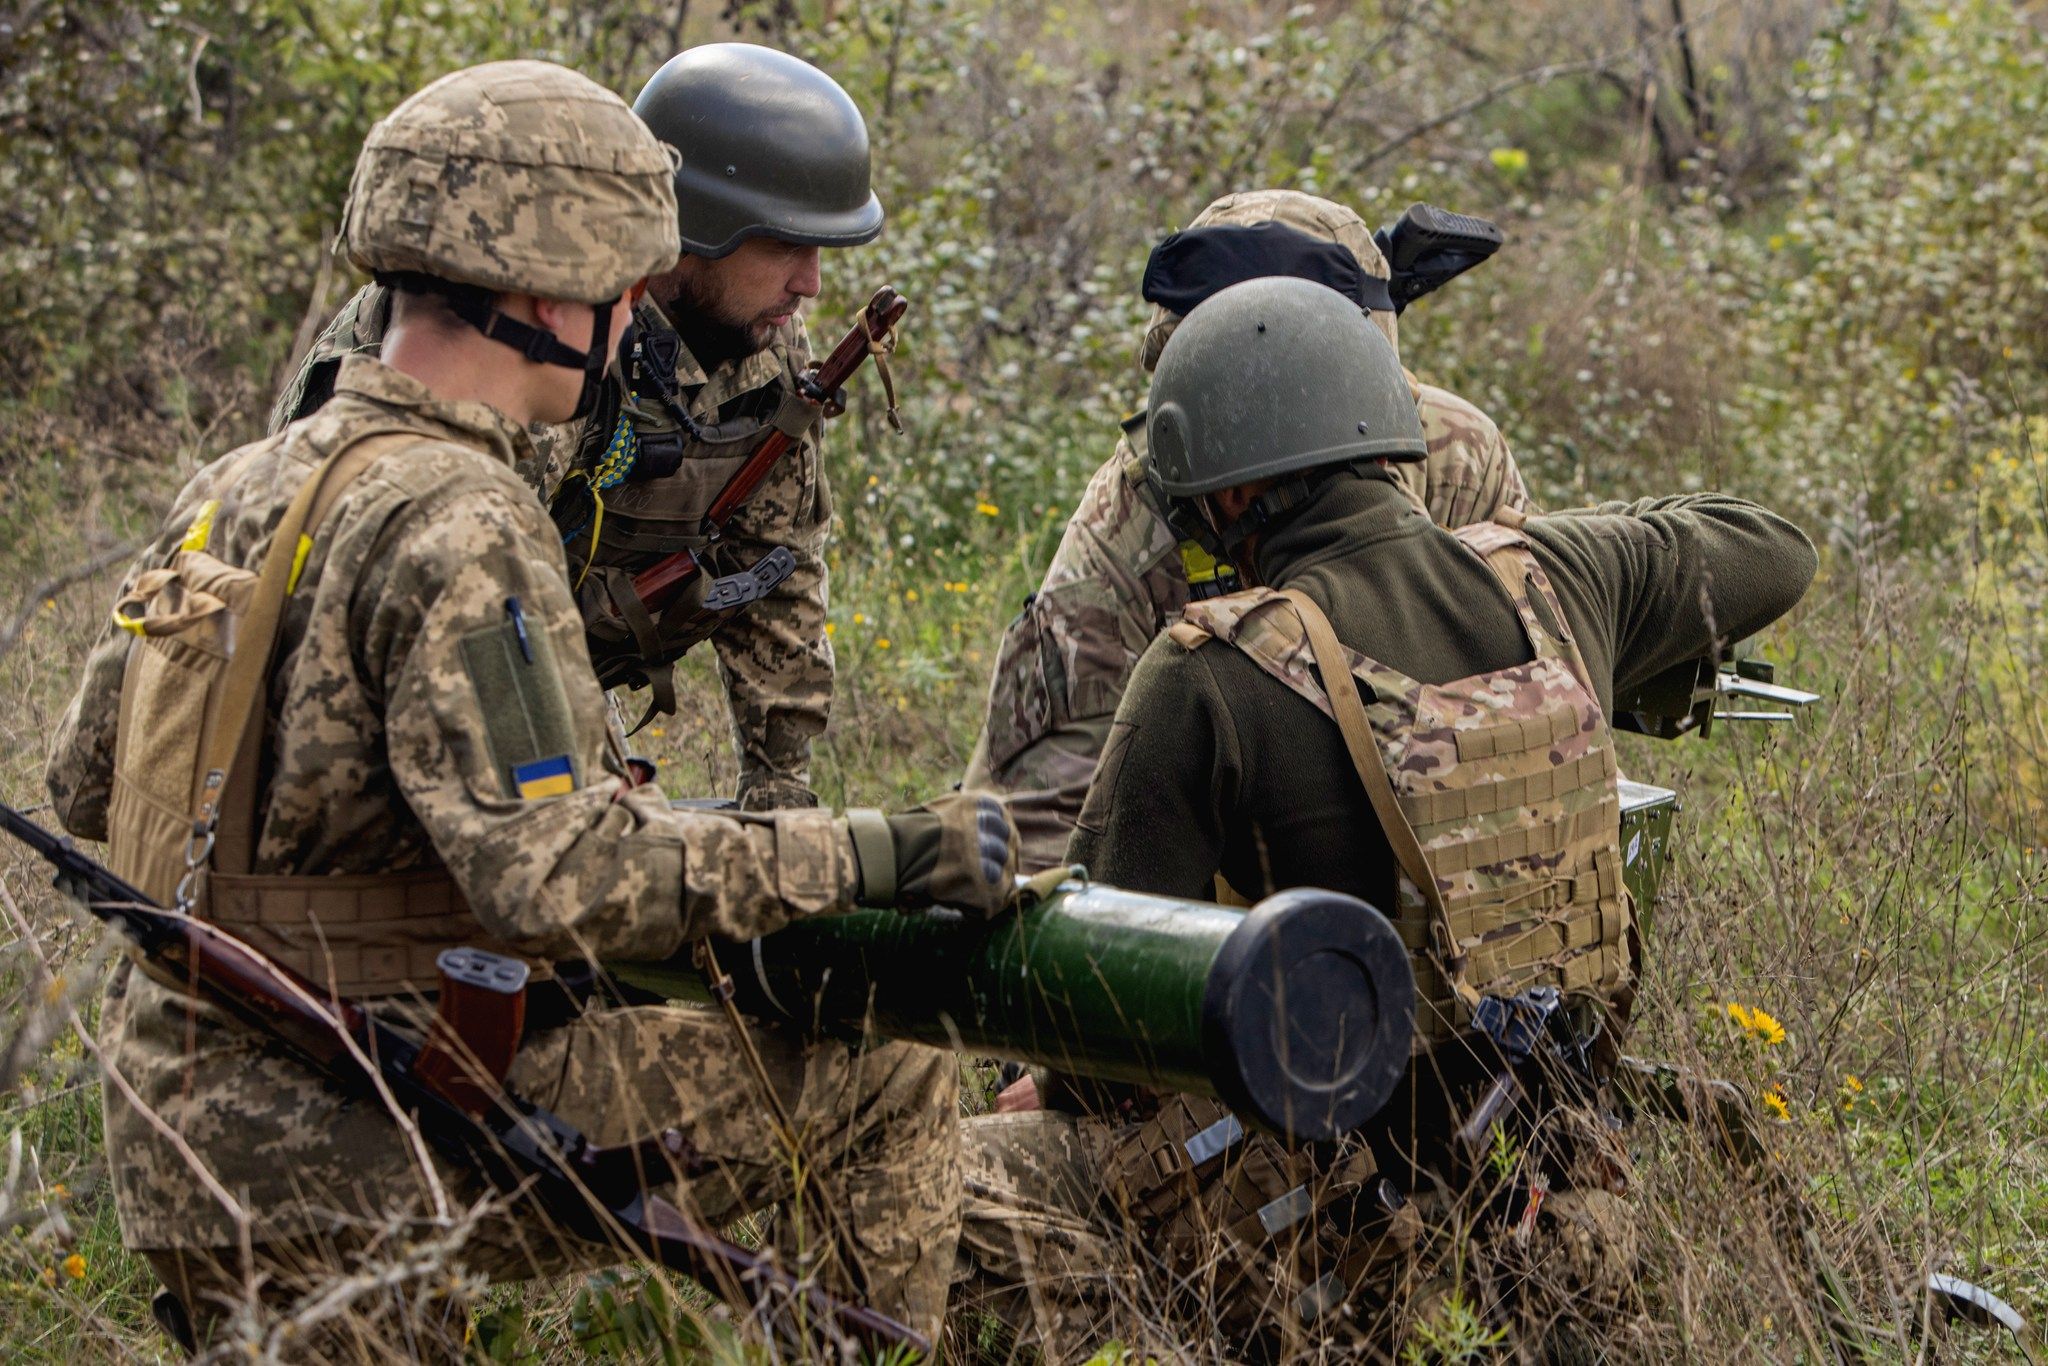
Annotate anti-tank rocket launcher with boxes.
[613,878,1418,1143]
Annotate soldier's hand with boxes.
[993,1073,1042,1112]
[849,793,1019,917]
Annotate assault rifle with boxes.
[631,287,908,623]
[0,804,925,1357]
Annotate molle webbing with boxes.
[1398,747,1613,824]
[1425,793,1617,876]
[1452,706,1580,761]
[1173,520,1633,1045]
[206,869,543,999]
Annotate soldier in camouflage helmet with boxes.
[954,277,1816,1356]
[48,61,1013,1357]
[272,42,888,813]
[964,188,1536,869]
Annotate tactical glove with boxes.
[846,793,1019,918]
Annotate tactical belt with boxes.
[207,868,549,999]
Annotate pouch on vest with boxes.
[105,430,420,909]
[1103,1094,1391,1337]
[105,550,259,905]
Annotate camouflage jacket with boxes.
[964,379,1531,869]
[271,284,834,811]
[48,355,861,1248]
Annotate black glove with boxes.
[847,793,1019,918]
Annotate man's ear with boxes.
[525,294,568,334]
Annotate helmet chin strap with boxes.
[1166,462,1376,562]
[376,272,615,421]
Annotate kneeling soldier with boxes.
[964,188,1534,869]
[48,61,1013,1359]
[955,276,1815,1358]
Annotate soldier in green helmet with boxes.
[273,42,887,811]
[49,59,1015,1358]
[963,189,1535,870]
[953,276,1817,1358]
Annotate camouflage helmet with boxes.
[341,60,680,303]
[1140,189,1399,372]
[633,43,883,258]
[1147,275,1425,500]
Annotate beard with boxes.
[656,267,783,372]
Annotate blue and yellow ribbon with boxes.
[559,415,642,589]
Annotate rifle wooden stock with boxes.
[632,287,908,613]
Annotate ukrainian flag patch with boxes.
[511,754,576,800]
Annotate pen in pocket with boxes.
[504,596,534,664]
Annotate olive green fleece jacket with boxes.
[1066,466,1817,907]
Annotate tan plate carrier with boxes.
[1166,518,1634,1046]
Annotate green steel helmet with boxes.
[341,60,681,302]
[1147,276,1426,501]
[633,43,884,258]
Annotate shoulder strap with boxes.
[203,429,425,876]
[1275,587,1479,1009]
[1458,527,1605,702]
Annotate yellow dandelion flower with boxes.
[41,598,56,613]
[40,1266,57,1288]
[1761,1087,1790,1122]
[866,474,879,487]
[904,589,919,602]
[824,622,836,637]
[853,612,866,625]
[49,1184,67,1200]
[1750,1007,1786,1046]
[61,1254,85,1281]
[1725,1002,1786,1045]
[648,727,666,739]
[1843,1074,1864,1092]
[876,638,892,650]
[975,501,1000,517]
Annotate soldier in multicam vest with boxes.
[272,43,884,812]
[953,277,1816,1358]
[48,61,1018,1357]
[964,188,1534,869]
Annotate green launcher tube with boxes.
[612,878,1414,1142]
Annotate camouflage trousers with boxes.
[107,968,960,1359]
[950,1104,1642,1363]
